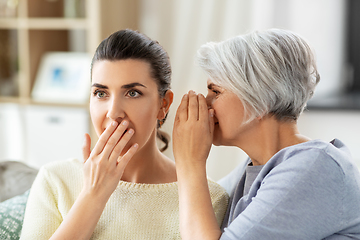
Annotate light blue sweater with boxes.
[219,139,360,239]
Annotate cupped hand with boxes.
[82,120,138,202]
[173,91,214,170]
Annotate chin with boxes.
[120,141,136,155]
[212,135,222,146]
[212,127,222,146]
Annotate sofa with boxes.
[0,161,38,240]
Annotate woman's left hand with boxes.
[173,90,214,170]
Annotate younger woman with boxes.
[21,29,228,239]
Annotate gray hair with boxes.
[197,28,320,123]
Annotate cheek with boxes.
[212,100,226,123]
[130,101,159,133]
[213,101,238,135]
[90,101,107,136]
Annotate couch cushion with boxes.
[0,161,38,202]
[0,190,30,240]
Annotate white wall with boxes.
[251,0,348,98]
[298,111,360,168]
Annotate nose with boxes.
[106,98,126,123]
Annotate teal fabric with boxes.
[0,190,30,240]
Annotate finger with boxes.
[101,120,129,159]
[92,121,119,155]
[198,94,209,123]
[188,90,199,121]
[175,93,189,122]
[116,143,139,170]
[208,109,215,136]
[82,133,91,163]
[109,128,135,164]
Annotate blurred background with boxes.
[0,0,359,181]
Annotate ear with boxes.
[157,90,174,120]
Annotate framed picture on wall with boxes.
[31,52,91,104]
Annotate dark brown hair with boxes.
[91,29,172,152]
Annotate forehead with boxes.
[91,59,156,87]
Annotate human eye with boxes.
[208,86,221,97]
[93,89,108,99]
[126,89,142,98]
[212,88,221,95]
[207,83,222,97]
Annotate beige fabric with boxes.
[20,158,228,239]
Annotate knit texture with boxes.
[20,159,228,239]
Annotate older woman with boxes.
[173,29,360,239]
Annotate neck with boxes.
[236,115,311,166]
[120,130,176,184]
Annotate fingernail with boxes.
[133,143,138,148]
[122,120,128,126]
[209,109,214,117]
[112,121,118,126]
[128,129,134,134]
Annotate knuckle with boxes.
[107,137,117,146]
[93,157,102,166]
[97,138,106,146]
[112,145,122,155]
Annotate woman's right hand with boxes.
[173,91,221,240]
[82,120,138,203]
[50,121,138,240]
[173,91,214,170]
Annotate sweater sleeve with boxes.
[20,167,62,240]
[220,149,351,240]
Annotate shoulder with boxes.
[263,139,359,193]
[40,158,82,177]
[29,159,83,207]
[207,178,229,201]
[34,158,83,189]
[271,139,354,175]
[41,158,82,171]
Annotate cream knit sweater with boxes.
[20,159,228,239]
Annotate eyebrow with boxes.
[121,82,147,89]
[91,83,108,89]
[207,83,219,89]
[91,82,147,89]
